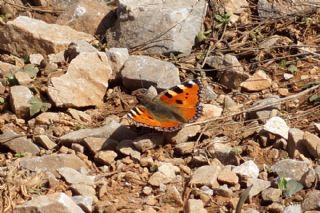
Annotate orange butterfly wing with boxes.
[127,105,183,131]
[159,79,203,122]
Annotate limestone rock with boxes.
[34,135,57,150]
[48,52,112,108]
[9,85,33,118]
[186,199,207,213]
[303,131,320,159]
[206,54,249,89]
[302,190,320,211]
[287,128,306,158]
[121,55,180,90]
[240,70,272,92]
[57,167,95,185]
[13,193,84,213]
[190,164,222,187]
[233,160,259,178]
[166,125,201,144]
[19,154,87,176]
[263,116,290,139]
[106,48,129,78]
[56,0,115,35]
[107,0,207,55]
[0,16,94,56]
[94,150,117,165]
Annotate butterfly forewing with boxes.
[159,79,203,122]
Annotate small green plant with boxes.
[287,64,298,74]
[278,59,288,69]
[215,12,231,25]
[14,152,26,158]
[278,177,303,197]
[6,74,18,85]
[309,94,320,104]
[29,96,51,117]
[196,30,212,43]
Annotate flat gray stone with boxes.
[303,131,320,159]
[190,164,222,187]
[59,116,137,144]
[233,160,259,178]
[271,159,314,186]
[121,55,180,90]
[0,16,94,56]
[263,116,289,139]
[57,167,95,185]
[287,128,306,158]
[13,192,84,213]
[186,199,207,213]
[107,0,207,55]
[19,154,87,176]
[9,85,33,118]
[48,52,112,108]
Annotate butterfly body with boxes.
[127,79,203,132]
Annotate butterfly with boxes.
[127,79,204,132]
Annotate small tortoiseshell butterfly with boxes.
[127,79,204,132]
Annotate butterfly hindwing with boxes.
[127,105,183,131]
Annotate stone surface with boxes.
[57,167,95,185]
[261,188,282,202]
[1,132,40,155]
[220,0,249,23]
[263,116,290,139]
[64,40,98,62]
[247,178,271,198]
[258,0,320,18]
[284,204,302,213]
[13,192,84,213]
[167,125,201,144]
[206,54,249,89]
[94,150,117,165]
[240,70,272,92]
[56,0,114,35]
[0,16,95,56]
[9,85,33,118]
[19,154,87,176]
[121,55,180,90]
[198,104,223,122]
[133,133,164,152]
[15,71,33,85]
[267,203,284,213]
[302,190,320,211]
[48,52,112,108]
[59,116,136,144]
[303,131,320,159]
[148,163,179,186]
[190,164,222,187]
[287,128,306,158]
[83,137,109,154]
[116,140,141,161]
[72,196,93,212]
[106,48,129,78]
[67,108,91,122]
[70,184,96,198]
[271,159,312,186]
[0,61,20,76]
[233,160,259,178]
[107,0,207,55]
[29,53,44,65]
[217,167,239,186]
[186,199,207,213]
[34,135,57,150]
[164,185,184,206]
[174,142,195,155]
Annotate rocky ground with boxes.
[0,0,320,212]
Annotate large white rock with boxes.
[48,52,112,107]
[0,16,95,56]
[106,0,207,55]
